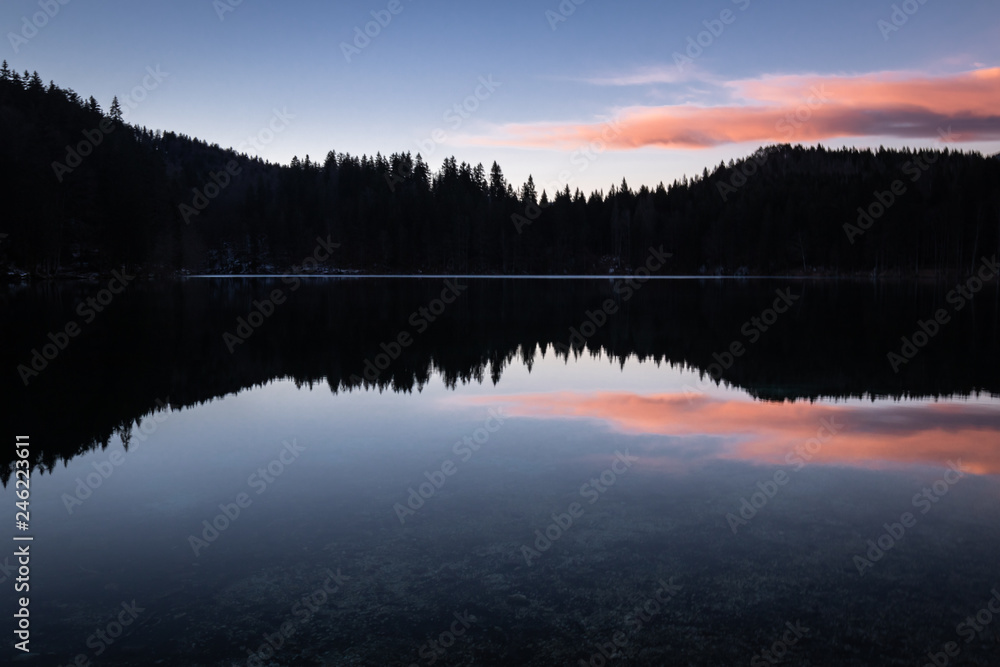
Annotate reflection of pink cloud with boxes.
[474,392,1000,474]
[480,68,1000,149]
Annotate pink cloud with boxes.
[480,68,1000,149]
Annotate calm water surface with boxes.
[2,278,999,666]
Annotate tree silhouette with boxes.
[1,69,999,278]
[109,96,123,123]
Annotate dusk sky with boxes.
[5,0,1000,193]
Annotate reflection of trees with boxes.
[2,278,998,483]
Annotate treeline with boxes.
[2,65,999,277]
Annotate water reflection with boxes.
[2,278,998,479]
[2,279,1000,665]
[479,391,1000,474]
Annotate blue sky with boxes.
[4,0,1000,193]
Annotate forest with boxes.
[2,65,999,278]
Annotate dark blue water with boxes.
[2,278,999,666]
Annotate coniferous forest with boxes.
[3,65,999,278]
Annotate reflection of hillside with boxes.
[2,278,998,482]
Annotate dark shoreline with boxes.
[5,264,997,284]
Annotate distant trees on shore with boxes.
[2,65,998,277]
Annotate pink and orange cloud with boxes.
[470,392,1000,474]
[478,67,1000,150]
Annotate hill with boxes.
[2,66,999,278]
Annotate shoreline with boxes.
[4,267,994,284]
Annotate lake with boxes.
[2,277,1000,666]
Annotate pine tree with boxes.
[520,175,537,205]
[109,96,123,122]
[489,162,506,201]
[472,163,486,193]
